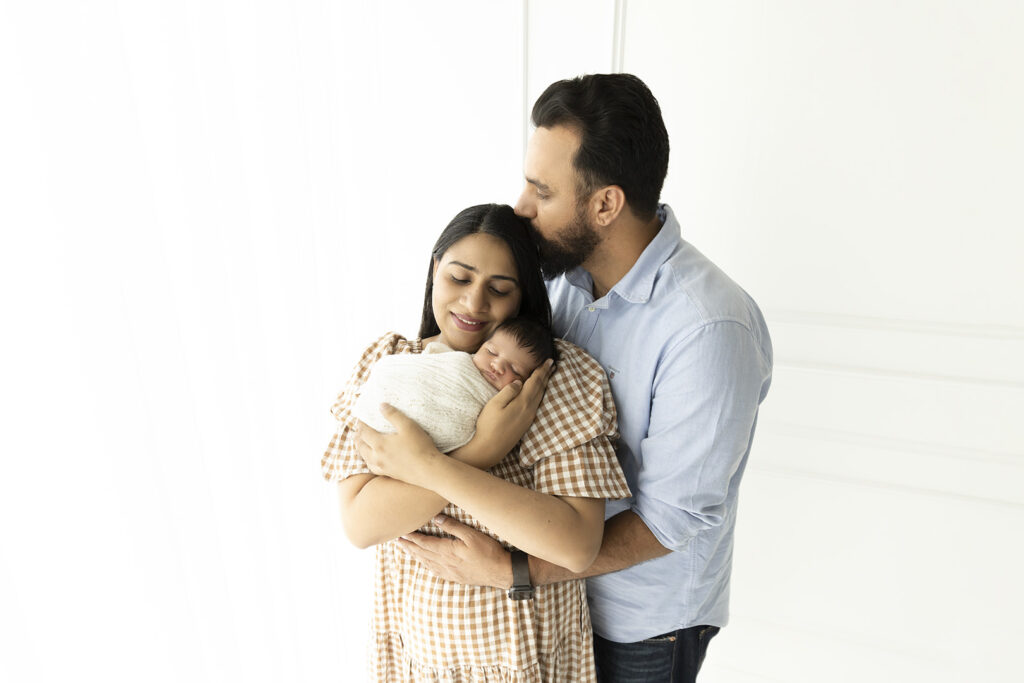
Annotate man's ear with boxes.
[592,185,626,227]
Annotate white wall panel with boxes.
[771,311,1024,385]
[618,2,1024,681]
[622,1,1024,328]
[766,365,1022,457]
[524,0,617,152]
[0,2,528,681]
[706,469,1024,682]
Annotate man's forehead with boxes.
[525,125,580,178]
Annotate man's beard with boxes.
[530,202,601,280]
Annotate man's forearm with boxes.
[528,509,671,586]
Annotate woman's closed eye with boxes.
[449,274,512,296]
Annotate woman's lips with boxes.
[451,312,486,332]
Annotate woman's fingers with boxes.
[516,358,554,408]
[377,403,415,430]
[491,379,524,408]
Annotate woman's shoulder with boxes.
[359,331,422,359]
[551,339,608,387]
[330,333,422,420]
[518,339,618,459]
[350,332,424,379]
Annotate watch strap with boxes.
[507,549,534,600]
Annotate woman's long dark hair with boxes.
[418,204,551,340]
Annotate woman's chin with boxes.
[438,330,485,353]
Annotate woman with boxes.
[322,203,629,681]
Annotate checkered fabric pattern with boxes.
[322,333,630,682]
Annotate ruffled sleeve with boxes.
[518,340,631,500]
[320,332,417,482]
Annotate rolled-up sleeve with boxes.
[632,320,771,552]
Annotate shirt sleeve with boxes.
[520,341,631,500]
[631,320,772,551]
[320,333,406,482]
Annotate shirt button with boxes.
[588,306,595,312]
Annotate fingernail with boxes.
[432,515,445,525]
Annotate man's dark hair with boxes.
[419,204,552,339]
[492,317,558,365]
[531,73,669,220]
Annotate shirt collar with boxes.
[608,204,679,304]
[561,204,680,305]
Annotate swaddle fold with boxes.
[352,342,498,452]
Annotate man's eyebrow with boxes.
[526,176,551,193]
[447,261,518,283]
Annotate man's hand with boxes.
[397,514,514,588]
[355,404,439,486]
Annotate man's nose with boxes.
[514,187,535,218]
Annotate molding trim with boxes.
[521,0,530,160]
[750,463,1024,511]
[768,309,1024,340]
[762,421,1022,464]
[776,359,1024,390]
[612,0,627,72]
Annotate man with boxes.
[399,73,773,682]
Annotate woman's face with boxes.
[431,233,522,352]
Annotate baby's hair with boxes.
[491,317,559,365]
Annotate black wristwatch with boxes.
[507,549,534,600]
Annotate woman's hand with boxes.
[355,405,441,487]
[453,359,554,468]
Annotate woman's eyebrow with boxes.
[448,261,518,284]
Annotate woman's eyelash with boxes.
[448,274,511,296]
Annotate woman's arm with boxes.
[336,362,553,547]
[336,475,447,549]
[357,404,606,572]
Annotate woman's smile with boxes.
[450,312,487,331]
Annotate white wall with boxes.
[608,2,1024,681]
[2,1,1021,682]
[1,1,524,681]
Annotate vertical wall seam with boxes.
[521,0,530,160]
[612,0,627,72]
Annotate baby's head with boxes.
[472,318,557,390]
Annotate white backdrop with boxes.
[2,1,1022,682]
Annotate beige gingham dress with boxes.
[323,333,630,682]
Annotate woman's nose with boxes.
[463,283,488,313]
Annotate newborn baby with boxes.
[352,318,556,453]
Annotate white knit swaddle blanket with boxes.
[352,342,498,453]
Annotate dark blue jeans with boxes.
[594,625,720,683]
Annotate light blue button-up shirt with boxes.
[547,205,773,642]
